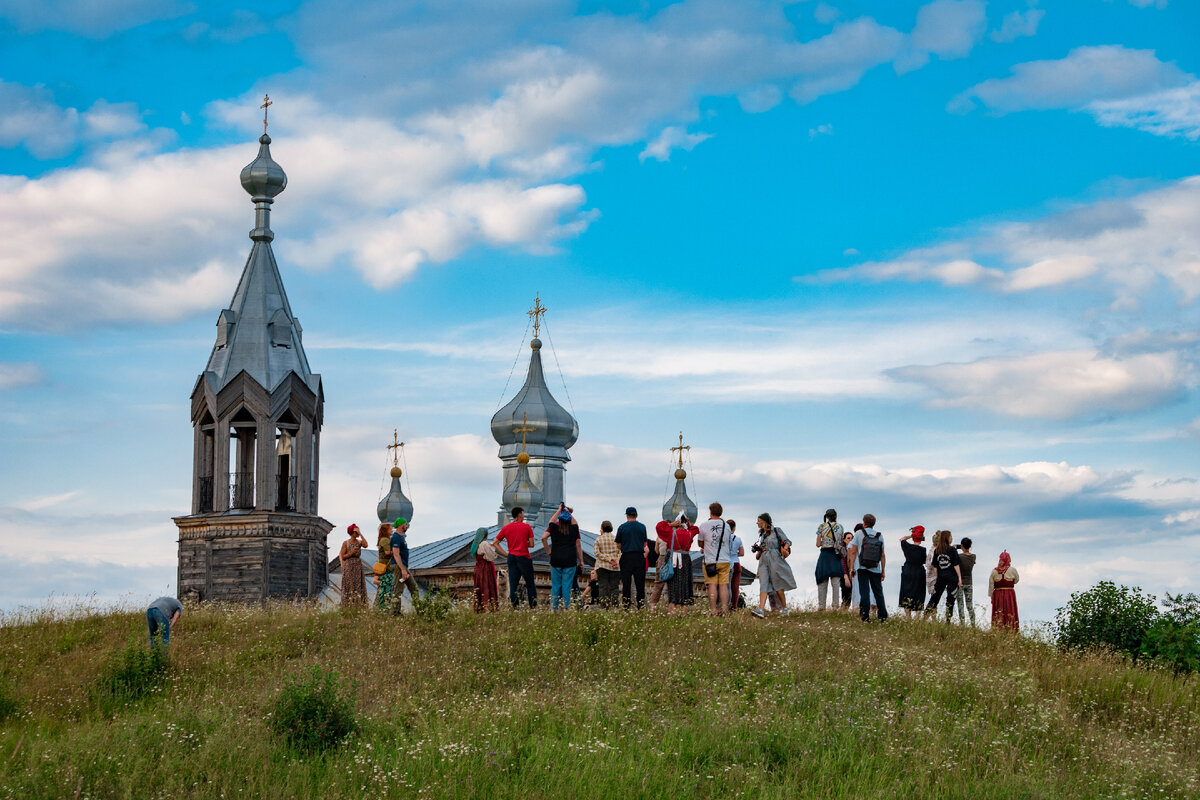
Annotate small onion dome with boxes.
[674,468,687,480]
[503,461,542,524]
[240,134,287,199]
[490,338,578,450]
[517,451,530,465]
[377,470,414,524]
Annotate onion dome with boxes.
[502,452,542,524]
[240,134,287,242]
[490,338,578,450]
[662,466,698,523]
[377,466,414,524]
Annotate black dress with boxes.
[898,540,927,610]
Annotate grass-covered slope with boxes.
[0,604,1197,799]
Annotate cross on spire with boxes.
[260,94,273,134]
[387,428,405,466]
[527,293,547,339]
[671,431,691,469]
[513,412,537,453]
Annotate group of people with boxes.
[335,504,1021,631]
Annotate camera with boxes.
[750,543,764,555]
[953,544,962,550]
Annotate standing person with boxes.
[751,513,797,618]
[374,523,394,610]
[615,507,650,609]
[814,509,844,611]
[389,518,422,615]
[954,537,978,626]
[146,596,182,652]
[989,551,1020,631]
[924,530,962,621]
[727,520,745,611]
[837,529,854,609]
[495,507,537,609]
[849,514,887,622]
[542,505,584,610]
[647,524,666,611]
[695,502,733,616]
[591,520,621,608]
[897,526,928,617]
[339,524,369,607]
[656,513,698,615]
[472,528,500,613]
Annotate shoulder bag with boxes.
[657,527,676,583]
[704,521,726,578]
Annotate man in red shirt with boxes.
[495,507,537,608]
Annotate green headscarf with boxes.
[470,527,489,557]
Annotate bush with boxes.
[1052,581,1159,660]
[411,587,455,620]
[269,666,358,753]
[92,639,169,711]
[1142,593,1200,675]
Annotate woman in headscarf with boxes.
[897,525,928,617]
[750,513,797,618]
[655,513,698,615]
[989,551,1020,631]
[374,522,394,611]
[472,527,500,613]
[339,524,369,607]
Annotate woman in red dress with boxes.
[472,527,500,612]
[339,524,369,607]
[988,550,1020,631]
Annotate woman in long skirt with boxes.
[751,513,797,618]
[471,527,499,612]
[339,524,369,607]
[657,515,698,615]
[898,526,928,617]
[989,550,1020,631]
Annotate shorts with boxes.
[704,562,731,585]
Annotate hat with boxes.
[394,517,408,528]
[625,506,637,517]
[910,525,925,540]
[347,524,359,534]
[558,510,572,522]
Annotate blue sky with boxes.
[1,0,1198,623]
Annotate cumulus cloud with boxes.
[888,348,1193,420]
[0,0,191,36]
[950,45,1200,139]
[991,8,1045,43]
[0,81,149,158]
[814,175,1200,304]
[895,0,987,74]
[639,126,713,162]
[0,363,45,390]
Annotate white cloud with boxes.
[0,0,191,36]
[888,348,1192,419]
[814,175,1200,304]
[639,126,713,162]
[895,0,987,74]
[0,363,45,390]
[81,99,146,138]
[0,80,80,158]
[991,8,1045,43]
[809,123,834,139]
[1089,81,1200,141]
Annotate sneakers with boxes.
[751,607,765,618]
[780,607,790,616]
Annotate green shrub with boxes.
[1142,593,1200,674]
[269,666,357,753]
[92,639,169,711]
[411,587,455,620]
[1052,581,1159,660]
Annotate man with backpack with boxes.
[849,513,887,622]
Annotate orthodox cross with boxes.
[260,94,273,134]
[387,428,405,467]
[513,412,536,453]
[527,294,547,338]
[671,431,691,469]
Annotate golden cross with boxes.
[260,94,273,134]
[387,428,405,466]
[527,293,547,338]
[670,431,691,469]
[513,412,536,453]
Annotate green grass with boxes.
[0,602,1197,799]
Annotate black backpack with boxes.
[859,531,883,569]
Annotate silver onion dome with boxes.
[662,467,698,523]
[490,338,578,450]
[377,467,414,524]
[502,452,543,525]
[240,134,287,242]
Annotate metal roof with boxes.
[490,339,578,451]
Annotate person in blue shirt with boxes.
[389,517,421,614]
[848,513,888,622]
[614,507,649,609]
[146,596,181,652]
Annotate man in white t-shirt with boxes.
[727,520,745,611]
[695,501,733,616]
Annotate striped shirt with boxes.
[593,530,621,571]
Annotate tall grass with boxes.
[0,601,1196,799]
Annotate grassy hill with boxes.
[0,603,1197,799]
